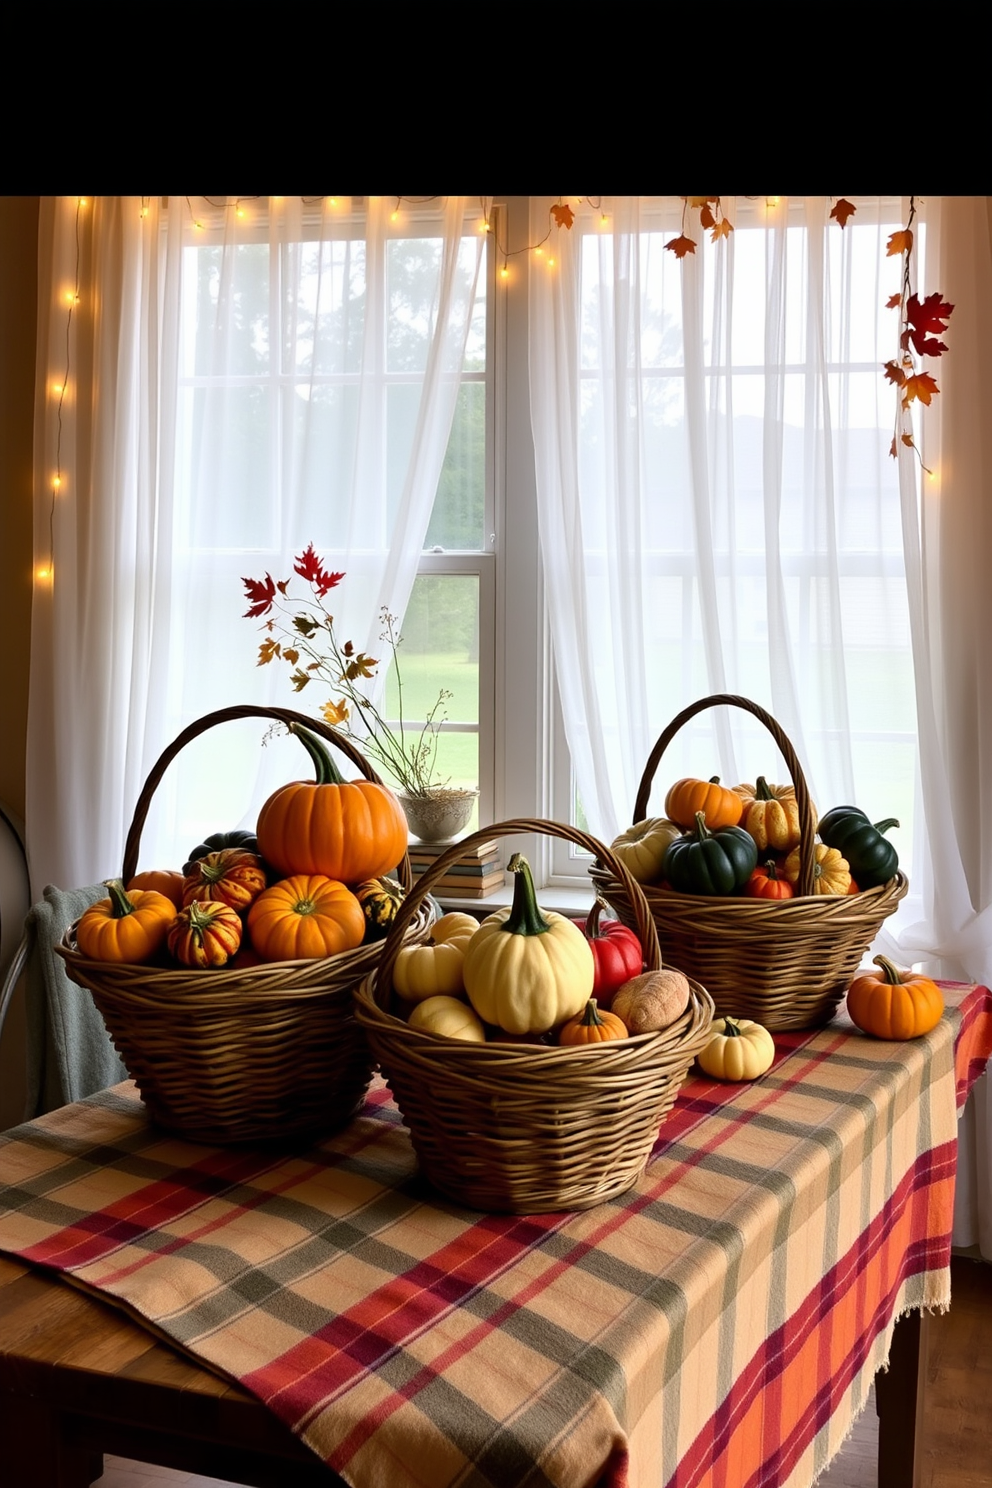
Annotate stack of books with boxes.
[407,838,505,899]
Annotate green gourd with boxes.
[816,806,899,888]
[663,811,758,896]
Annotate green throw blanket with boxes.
[24,884,128,1118]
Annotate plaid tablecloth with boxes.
[0,983,989,1488]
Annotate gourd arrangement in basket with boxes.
[590,695,909,1032]
[74,721,411,974]
[354,818,715,1214]
[57,706,435,1147]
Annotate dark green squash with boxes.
[183,829,260,875]
[663,811,758,896]
[816,806,899,888]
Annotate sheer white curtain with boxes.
[529,192,992,1257]
[28,195,484,895]
[897,196,992,1258]
[530,196,919,895]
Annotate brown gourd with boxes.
[611,968,691,1033]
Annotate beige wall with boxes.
[0,197,38,1127]
[0,196,37,819]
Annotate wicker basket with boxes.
[57,705,433,1146]
[589,694,908,1032]
[353,818,714,1214]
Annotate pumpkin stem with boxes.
[721,1017,744,1038]
[692,810,712,842]
[763,859,781,880]
[585,898,605,938]
[872,954,905,985]
[872,818,900,836]
[105,879,137,919]
[288,722,346,786]
[756,776,774,800]
[504,854,552,937]
[580,998,606,1026]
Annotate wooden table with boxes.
[1,984,989,1488]
[0,1252,339,1487]
[0,1251,930,1488]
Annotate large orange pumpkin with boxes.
[256,724,408,884]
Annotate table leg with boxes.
[0,1390,102,1488]
[875,1307,930,1488]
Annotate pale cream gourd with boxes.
[609,818,682,884]
[462,854,594,1035]
[696,1016,775,1081]
[393,912,479,1003]
[407,995,486,1042]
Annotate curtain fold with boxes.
[28,196,482,894]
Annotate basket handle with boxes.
[371,817,662,1015]
[121,704,412,890]
[632,694,816,897]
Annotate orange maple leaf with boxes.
[257,638,281,665]
[683,197,719,208]
[699,204,716,230]
[887,229,914,257]
[883,360,907,387]
[901,372,939,407]
[322,698,350,727]
[551,203,574,230]
[830,198,857,228]
[886,294,902,310]
[889,437,898,459]
[665,235,697,259]
[711,218,734,241]
[901,433,916,447]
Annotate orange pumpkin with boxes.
[181,848,267,911]
[167,899,243,968]
[558,998,628,1046]
[846,955,944,1040]
[664,776,743,832]
[256,724,408,884]
[126,869,185,910]
[76,881,177,963]
[247,874,365,962]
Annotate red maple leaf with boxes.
[242,572,276,618]
[665,235,697,259]
[294,544,345,598]
[830,198,857,228]
[901,291,954,358]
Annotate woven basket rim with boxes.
[353,970,714,1066]
[57,900,436,1002]
[589,866,908,917]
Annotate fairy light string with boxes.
[43,195,949,590]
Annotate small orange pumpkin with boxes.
[558,998,628,1046]
[167,899,243,968]
[77,881,177,963]
[181,848,267,912]
[846,955,944,1040]
[247,874,365,962]
[665,776,743,832]
[126,869,185,910]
